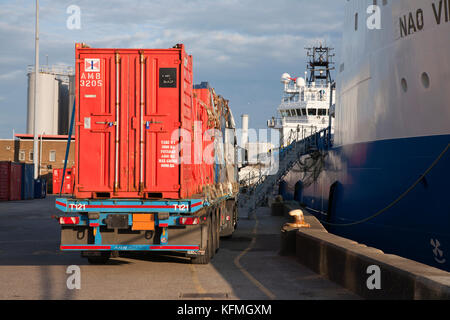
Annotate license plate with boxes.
[105,214,129,229]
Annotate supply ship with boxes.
[278,0,450,271]
[268,45,335,148]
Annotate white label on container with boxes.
[159,140,177,168]
[84,117,91,129]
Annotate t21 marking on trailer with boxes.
[69,204,86,211]
[174,204,188,211]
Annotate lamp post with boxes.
[33,0,40,179]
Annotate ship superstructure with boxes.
[268,45,335,147]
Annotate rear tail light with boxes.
[179,217,200,225]
[59,217,80,225]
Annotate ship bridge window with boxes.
[319,90,326,101]
[302,109,307,116]
[308,109,317,116]
[318,109,327,116]
[296,109,302,116]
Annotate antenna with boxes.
[305,44,335,85]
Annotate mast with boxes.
[305,44,335,85]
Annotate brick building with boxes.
[0,134,75,190]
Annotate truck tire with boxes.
[214,209,220,254]
[220,201,236,239]
[191,218,212,265]
[233,203,238,230]
[209,212,216,258]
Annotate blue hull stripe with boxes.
[285,134,450,271]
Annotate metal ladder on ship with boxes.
[237,127,332,219]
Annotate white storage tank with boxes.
[27,71,59,135]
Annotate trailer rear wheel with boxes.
[221,201,237,238]
[214,208,220,253]
[191,218,212,265]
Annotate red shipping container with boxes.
[192,88,215,194]
[52,168,62,194]
[53,167,76,194]
[0,162,22,201]
[63,168,74,194]
[74,43,202,200]
[10,163,22,200]
[0,162,9,201]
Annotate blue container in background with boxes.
[20,164,34,200]
[193,82,210,89]
[34,179,47,199]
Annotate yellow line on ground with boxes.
[233,213,276,300]
[189,264,211,300]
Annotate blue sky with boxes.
[0,0,344,138]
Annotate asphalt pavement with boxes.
[0,195,359,300]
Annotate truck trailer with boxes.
[55,43,239,264]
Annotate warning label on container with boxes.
[85,59,100,72]
[159,140,177,168]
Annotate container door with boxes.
[141,52,183,198]
[77,52,116,195]
[10,164,21,201]
[0,162,10,201]
[77,48,189,198]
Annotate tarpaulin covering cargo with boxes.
[74,43,238,200]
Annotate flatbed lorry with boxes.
[55,43,239,264]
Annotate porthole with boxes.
[421,72,430,89]
[401,78,408,92]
